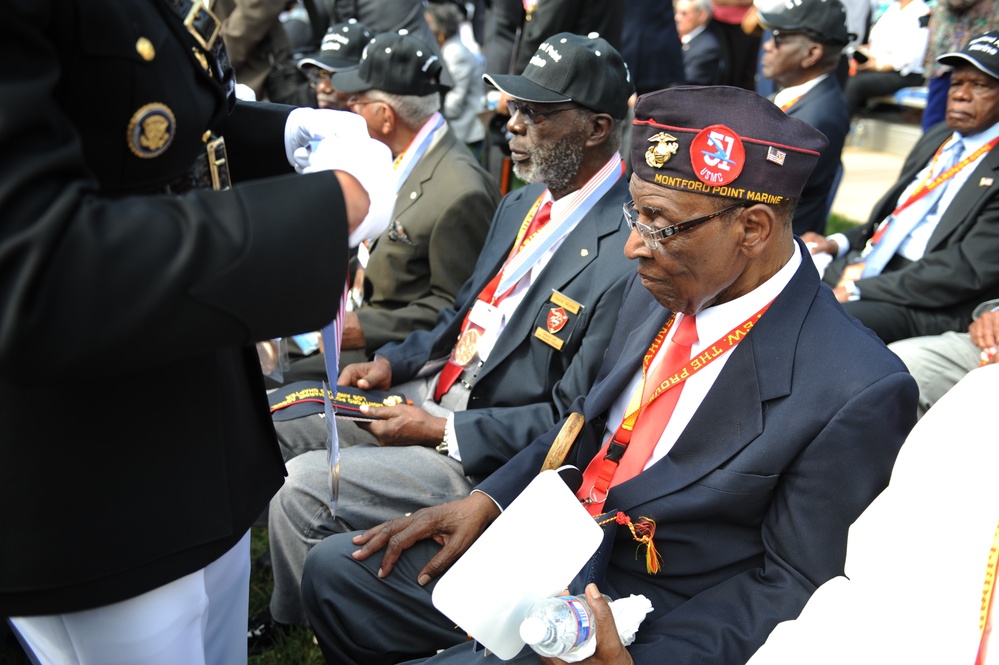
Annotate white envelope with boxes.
[431,470,603,660]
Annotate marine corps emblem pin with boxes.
[645,132,679,169]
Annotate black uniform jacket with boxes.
[0,0,351,615]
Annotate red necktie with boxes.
[578,314,698,514]
[434,201,552,401]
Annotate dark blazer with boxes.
[620,0,686,94]
[825,121,999,335]
[379,178,634,479]
[478,244,917,664]
[785,75,850,236]
[0,0,350,615]
[356,123,499,355]
[482,0,625,75]
[681,26,725,86]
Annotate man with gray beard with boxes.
[255,32,637,646]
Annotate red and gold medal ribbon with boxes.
[433,196,549,400]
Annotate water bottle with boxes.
[519,594,599,658]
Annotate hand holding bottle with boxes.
[527,584,639,665]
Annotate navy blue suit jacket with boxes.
[379,178,634,479]
[681,27,725,86]
[478,241,917,665]
[785,75,850,235]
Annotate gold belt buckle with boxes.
[206,136,230,191]
[184,0,221,51]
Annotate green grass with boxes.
[826,212,861,236]
[249,527,324,665]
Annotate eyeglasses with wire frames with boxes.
[346,95,383,109]
[505,99,577,126]
[303,67,334,88]
[623,199,751,250]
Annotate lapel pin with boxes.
[980,177,994,187]
[580,248,589,257]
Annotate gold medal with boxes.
[452,329,480,366]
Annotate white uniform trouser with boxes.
[10,530,250,665]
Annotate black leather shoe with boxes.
[247,610,291,655]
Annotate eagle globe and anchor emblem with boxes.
[645,131,679,169]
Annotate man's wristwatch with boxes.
[843,280,861,302]
[436,419,453,455]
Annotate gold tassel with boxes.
[598,512,662,575]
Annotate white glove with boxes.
[283,107,370,173]
[304,133,396,247]
[234,83,257,102]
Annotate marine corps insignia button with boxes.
[645,132,679,169]
[547,306,569,334]
[127,103,176,158]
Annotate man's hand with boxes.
[970,310,999,363]
[538,585,634,665]
[338,357,392,391]
[341,312,365,350]
[800,231,838,256]
[831,284,850,303]
[351,493,501,583]
[356,404,446,447]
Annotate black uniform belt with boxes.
[161,0,221,51]
[159,0,235,97]
[165,134,231,194]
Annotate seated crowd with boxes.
[8,0,999,663]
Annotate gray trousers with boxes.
[267,374,475,626]
[888,331,981,418]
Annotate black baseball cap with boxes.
[483,32,634,119]
[298,20,373,73]
[332,32,447,96]
[757,0,852,47]
[938,31,999,80]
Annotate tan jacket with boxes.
[211,0,290,98]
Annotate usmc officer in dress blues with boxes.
[0,1,394,663]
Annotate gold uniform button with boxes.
[136,37,155,61]
[192,48,209,71]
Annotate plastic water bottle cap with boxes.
[519,616,548,645]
